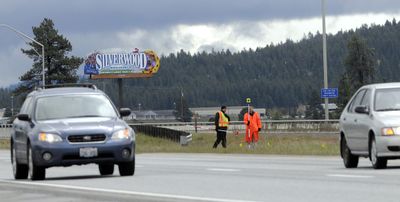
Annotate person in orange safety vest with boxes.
[243,106,262,148]
[213,106,230,148]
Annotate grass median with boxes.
[136,132,339,155]
[0,132,340,155]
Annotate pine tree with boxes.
[338,35,376,111]
[343,35,376,93]
[15,18,83,94]
[337,74,352,110]
[305,90,323,119]
[4,20,399,112]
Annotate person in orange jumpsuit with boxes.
[243,106,262,148]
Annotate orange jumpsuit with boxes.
[244,112,262,143]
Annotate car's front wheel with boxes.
[341,136,359,168]
[28,144,46,180]
[11,140,28,179]
[99,163,114,175]
[370,137,387,169]
[118,159,135,176]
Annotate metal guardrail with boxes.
[0,120,340,140]
[129,119,339,125]
[0,124,194,145]
[129,120,340,134]
[180,134,192,146]
[0,124,12,139]
[130,125,192,145]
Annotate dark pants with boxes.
[213,130,227,148]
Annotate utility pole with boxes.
[180,88,184,121]
[321,0,329,120]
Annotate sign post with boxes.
[246,98,251,117]
[321,0,329,120]
[246,98,251,142]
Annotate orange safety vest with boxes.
[218,111,229,127]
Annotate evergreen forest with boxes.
[2,19,400,115]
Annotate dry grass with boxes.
[0,139,10,150]
[136,132,339,155]
[0,133,339,156]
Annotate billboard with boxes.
[84,49,160,79]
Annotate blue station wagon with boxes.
[11,84,135,180]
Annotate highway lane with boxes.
[1,150,400,201]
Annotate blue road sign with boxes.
[321,88,338,98]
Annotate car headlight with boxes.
[111,128,132,140]
[381,127,400,136]
[39,133,62,143]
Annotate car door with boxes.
[341,89,366,151]
[353,89,372,152]
[14,96,33,161]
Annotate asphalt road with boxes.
[0,150,400,202]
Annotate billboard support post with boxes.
[118,78,123,109]
[84,49,160,110]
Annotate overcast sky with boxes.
[1,0,400,87]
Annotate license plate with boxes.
[79,147,98,158]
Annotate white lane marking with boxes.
[0,179,258,202]
[207,168,241,172]
[327,174,374,178]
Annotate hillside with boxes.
[3,19,400,111]
[96,19,399,110]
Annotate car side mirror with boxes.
[119,108,131,117]
[355,106,369,114]
[17,114,31,121]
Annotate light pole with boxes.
[321,0,329,120]
[180,88,184,120]
[0,24,46,88]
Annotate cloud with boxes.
[65,12,400,79]
[114,12,400,54]
[1,0,399,34]
[0,44,31,87]
[1,0,400,87]
[331,0,400,15]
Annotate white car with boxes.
[340,82,400,169]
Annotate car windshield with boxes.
[375,88,400,111]
[35,94,117,121]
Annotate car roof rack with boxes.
[41,83,98,90]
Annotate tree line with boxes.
[100,19,399,115]
[1,18,400,119]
